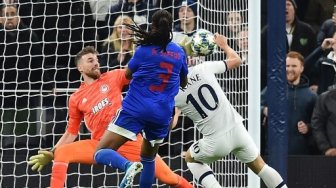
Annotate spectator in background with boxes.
[105,0,157,38]
[6,0,34,27]
[87,0,119,41]
[87,0,157,40]
[311,86,336,156]
[0,4,50,148]
[100,15,134,72]
[292,0,310,21]
[310,32,336,94]
[31,0,96,90]
[316,13,336,46]
[308,19,336,94]
[261,52,318,155]
[225,11,243,49]
[305,0,335,33]
[173,0,197,37]
[260,0,308,30]
[0,4,45,101]
[237,26,248,62]
[303,36,335,93]
[284,0,316,57]
[261,0,316,90]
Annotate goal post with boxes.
[0,0,260,187]
[248,0,261,187]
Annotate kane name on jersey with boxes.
[179,73,201,92]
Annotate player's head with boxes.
[237,26,248,51]
[112,15,133,41]
[177,0,197,25]
[75,46,101,80]
[103,15,135,52]
[151,9,173,41]
[286,51,304,84]
[286,0,296,24]
[0,4,20,30]
[125,9,172,52]
[226,11,242,34]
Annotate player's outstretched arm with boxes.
[28,150,54,172]
[28,131,77,172]
[213,33,241,71]
[53,131,78,149]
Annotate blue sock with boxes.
[139,156,155,188]
[94,149,130,171]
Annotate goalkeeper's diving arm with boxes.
[28,131,77,172]
[52,131,78,152]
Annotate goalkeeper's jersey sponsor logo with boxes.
[100,84,109,93]
[92,98,110,114]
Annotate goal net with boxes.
[0,0,255,187]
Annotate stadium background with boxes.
[0,0,336,187]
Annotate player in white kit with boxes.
[173,33,287,188]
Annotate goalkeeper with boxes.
[28,46,193,188]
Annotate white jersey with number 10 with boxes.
[174,61,243,135]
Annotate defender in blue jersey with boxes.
[120,43,188,137]
[94,10,188,188]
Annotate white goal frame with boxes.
[248,0,261,187]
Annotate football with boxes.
[191,29,217,56]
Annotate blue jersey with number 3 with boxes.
[122,42,188,124]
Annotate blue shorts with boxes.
[107,109,170,146]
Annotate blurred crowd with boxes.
[260,0,336,157]
[0,0,336,157]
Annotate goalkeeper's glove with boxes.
[28,150,54,172]
[177,35,198,57]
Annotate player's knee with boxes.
[94,149,104,163]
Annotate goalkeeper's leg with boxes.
[52,138,139,188]
[52,138,192,188]
[154,155,193,188]
[51,140,98,188]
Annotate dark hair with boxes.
[287,51,304,66]
[125,9,173,52]
[75,46,98,66]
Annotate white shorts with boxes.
[189,123,258,164]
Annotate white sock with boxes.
[258,164,287,188]
[187,162,222,188]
